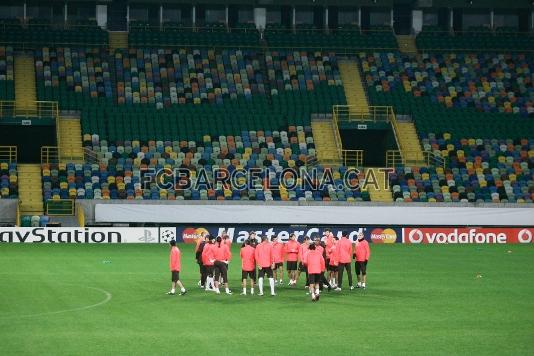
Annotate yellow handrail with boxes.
[333,105,394,123]
[342,149,364,167]
[0,101,58,118]
[16,201,21,227]
[330,111,343,161]
[0,146,17,163]
[77,204,85,227]
[41,146,59,164]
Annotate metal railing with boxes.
[329,110,344,162]
[41,146,59,165]
[386,149,445,168]
[0,101,59,118]
[77,204,85,227]
[46,199,75,216]
[333,105,394,123]
[0,146,17,163]
[16,202,21,227]
[342,149,364,167]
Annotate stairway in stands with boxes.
[109,32,128,52]
[338,60,369,115]
[365,167,393,202]
[58,113,84,162]
[311,115,341,165]
[395,120,426,165]
[396,35,418,55]
[14,54,37,115]
[18,164,44,215]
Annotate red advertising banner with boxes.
[402,227,534,244]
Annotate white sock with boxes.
[251,287,254,294]
[225,287,230,293]
[258,278,264,293]
[269,278,275,294]
[311,292,316,299]
[279,279,282,284]
[171,288,175,294]
[315,288,319,295]
[180,288,185,293]
[357,282,362,287]
[362,283,366,288]
[243,287,246,294]
[205,277,212,290]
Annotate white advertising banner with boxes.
[95,204,534,226]
[0,227,159,243]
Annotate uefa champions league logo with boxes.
[160,229,176,243]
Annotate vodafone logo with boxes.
[517,229,533,243]
[403,227,534,244]
[407,229,424,243]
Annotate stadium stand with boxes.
[0,162,17,199]
[416,25,534,51]
[0,19,108,47]
[0,46,14,100]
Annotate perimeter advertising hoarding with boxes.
[402,227,534,244]
[158,225,402,244]
[0,227,160,243]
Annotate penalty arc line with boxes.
[0,285,112,320]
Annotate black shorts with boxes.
[258,267,273,278]
[242,270,256,281]
[286,261,298,271]
[328,265,338,272]
[356,261,368,275]
[298,263,307,272]
[274,262,283,269]
[308,273,321,284]
[204,265,214,276]
[171,271,179,282]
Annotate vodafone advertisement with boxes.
[403,227,534,244]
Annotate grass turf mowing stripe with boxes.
[0,244,533,355]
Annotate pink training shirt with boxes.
[240,245,256,271]
[337,236,353,264]
[286,240,300,262]
[306,249,325,274]
[328,243,339,266]
[214,243,231,261]
[170,246,181,272]
[201,243,215,266]
[298,243,310,265]
[355,239,371,262]
[255,241,273,268]
[272,241,285,263]
[324,233,334,258]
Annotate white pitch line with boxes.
[0,286,112,320]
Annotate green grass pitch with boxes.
[0,244,533,355]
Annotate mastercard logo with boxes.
[370,228,397,244]
[182,227,209,244]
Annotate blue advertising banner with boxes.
[158,225,402,244]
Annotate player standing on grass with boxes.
[202,235,216,292]
[296,236,311,287]
[271,236,285,285]
[335,231,354,291]
[286,233,300,286]
[255,235,276,296]
[240,239,256,295]
[168,240,187,296]
[195,234,208,288]
[354,232,371,289]
[305,243,325,302]
[213,236,232,295]
[327,237,339,288]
